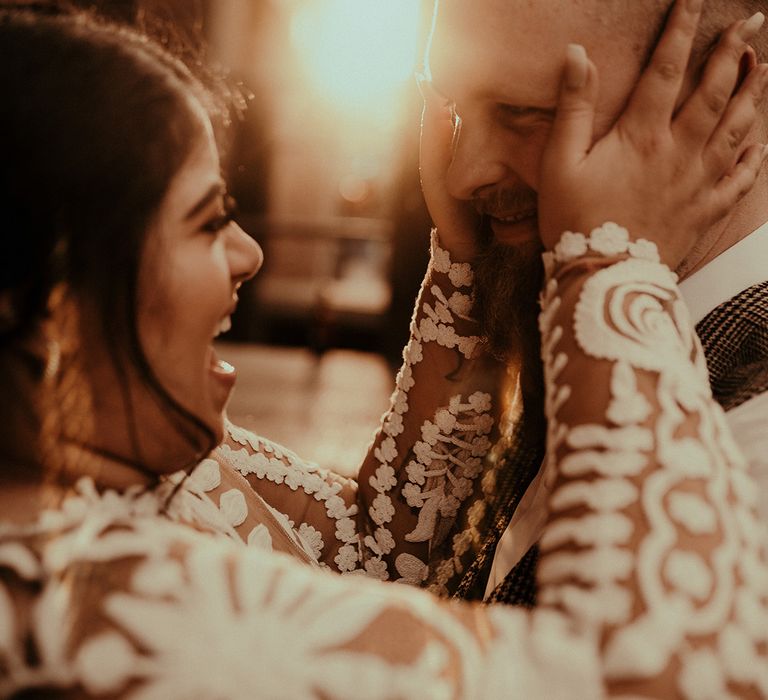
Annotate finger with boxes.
[674,13,765,144]
[547,44,599,168]
[703,62,768,175]
[713,142,767,210]
[417,75,456,190]
[416,75,479,240]
[623,0,703,133]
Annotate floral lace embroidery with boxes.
[352,231,492,582]
[217,232,496,584]
[0,504,604,699]
[539,223,768,697]
[397,393,493,585]
[1,225,766,699]
[219,426,360,570]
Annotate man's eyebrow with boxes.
[497,103,556,116]
[430,78,555,114]
[184,182,225,221]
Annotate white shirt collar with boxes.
[679,220,768,326]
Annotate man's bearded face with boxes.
[428,0,643,362]
[428,0,647,355]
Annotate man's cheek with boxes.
[530,123,555,191]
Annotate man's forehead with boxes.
[432,0,582,42]
[428,0,638,108]
[428,0,573,101]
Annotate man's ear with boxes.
[735,45,758,94]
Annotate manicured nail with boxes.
[740,12,765,40]
[565,44,588,89]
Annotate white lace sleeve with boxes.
[354,230,506,584]
[3,225,764,699]
[213,229,508,581]
[536,223,768,696]
[0,509,603,699]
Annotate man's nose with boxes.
[445,121,509,201]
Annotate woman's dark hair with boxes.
[0,9,221,466]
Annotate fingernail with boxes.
[565,44,588,89]
[740,11,765,40]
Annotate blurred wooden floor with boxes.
[216,342,394,478]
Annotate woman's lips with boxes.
[208,345,237,396]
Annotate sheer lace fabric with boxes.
[0,225,766,698]
[214,231,510,587]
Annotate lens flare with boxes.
[291,0,422,113]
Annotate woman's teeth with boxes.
[214,316,232,338]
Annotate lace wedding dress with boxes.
[1,227,766,698]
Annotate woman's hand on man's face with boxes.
[417,75,482,263]
[538,0,768,269]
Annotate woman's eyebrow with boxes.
[184,182,225,221]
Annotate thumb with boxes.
[548,44,599,167]
[416,74,480,258]
[417,74,456,191]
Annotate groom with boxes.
[423,0,768,603]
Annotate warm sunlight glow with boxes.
[291,0,423,113]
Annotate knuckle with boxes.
[626,128,664,158]
[737,180,753,200]
[654,59,683,82]
[728,41,747,64]
[710,29,747,66]
[723,23,746,51]
[703,90,728,115]
[724,125,747,151]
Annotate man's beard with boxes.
[472,225,544,366]
[473,227,546,424]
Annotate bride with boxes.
[0,3,766,698]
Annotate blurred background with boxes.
[38,0,438,473]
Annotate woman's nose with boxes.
[228,223,263,283]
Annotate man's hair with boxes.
[596,0,768,66]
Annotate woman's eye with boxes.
[202,195,238,234]
[202,213,233,234]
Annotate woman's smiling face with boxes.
[136,106,263,453]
